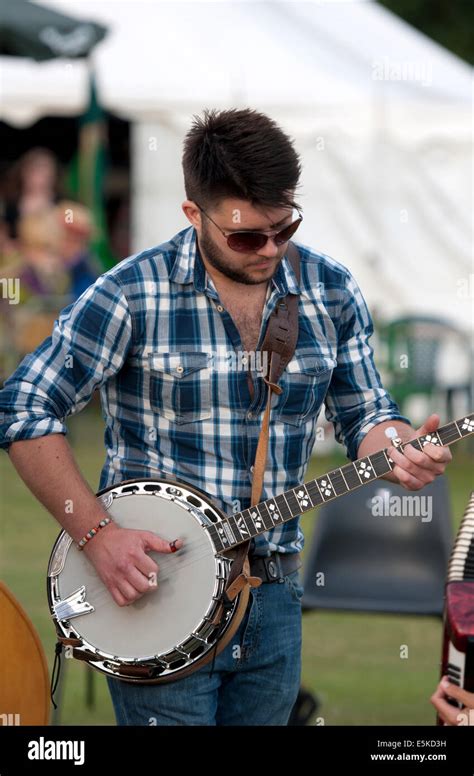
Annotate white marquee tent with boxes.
[1,0,472,337]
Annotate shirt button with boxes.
[250,465,254,472]
[216,305,224,312]
[247,411,254,420]
[176,365,184,374]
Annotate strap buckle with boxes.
[262,553,284,582]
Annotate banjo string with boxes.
[73,538,237,608]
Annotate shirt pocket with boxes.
[148,351,212,424]
[273,353,336,427]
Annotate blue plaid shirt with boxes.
[0,226,408,555]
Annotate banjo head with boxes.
[48,479,241,682]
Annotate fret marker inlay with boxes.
[250,510,263,530]
[236,516,249,537]
[358,461,374,479]
[420,433,441,446]
[296,489,310,508]
[268,501,282,521]
[319,478,333,498]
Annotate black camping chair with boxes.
[288,476,453,725]
[301,475,452,614]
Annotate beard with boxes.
[198,222,281,286]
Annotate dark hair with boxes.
[182,108,301,212]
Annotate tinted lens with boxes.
[227,232,268,252]
[226,216,302,252]
[274,217,302,245]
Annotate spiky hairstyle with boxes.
[182,108,301,212]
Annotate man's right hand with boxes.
[83,522,183,607]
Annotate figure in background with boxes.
[16,209,68,300]
[0,217,23,380]
[1,209,68,364]
[2,148,60,239]
[54,200,99,300]
[0,216,20,273]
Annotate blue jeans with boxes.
[106,569,303,726]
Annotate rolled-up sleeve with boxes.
[0,273,132,450]
[324,271,410,460]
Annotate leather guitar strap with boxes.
[215,241,301,609]
[250,240,301,508]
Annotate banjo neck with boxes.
[208,413,474,553]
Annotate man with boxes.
[0,108,451,726]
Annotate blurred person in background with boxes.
[2,148,60,239]
[0,216,22,380]
[16,208,68,300]
[54,200,99,300]
[0,216,20,272]
[6,209,70,361]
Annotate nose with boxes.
[255,237,280,259]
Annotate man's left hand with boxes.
[387,414,452,491]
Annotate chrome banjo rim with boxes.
[47,477,240,682]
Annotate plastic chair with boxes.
[379,316,472,418]
[301,475,453,615]
[288,476,453,724]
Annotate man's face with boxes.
[183,198,295,286]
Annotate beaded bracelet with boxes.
[77,516,112,550]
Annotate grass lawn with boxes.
[1,404,472,726]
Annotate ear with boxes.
[182,200,201,229]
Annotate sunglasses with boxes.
[196,204,303,253]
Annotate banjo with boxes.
[48,413,474,685]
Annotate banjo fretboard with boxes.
[207,414,474,552]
